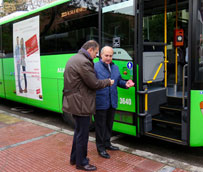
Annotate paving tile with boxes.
[0,113,22,124]
[0,132,151,172]
[0,121,7,128]
[0,113,191,172]
[0,121,54,148]
[0,133,70,172]
[136,159,165,172]
[131,166,153,172]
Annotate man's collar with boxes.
[79,48,93,60]
[100,59,113,66]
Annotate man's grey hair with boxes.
[82,40,99,50]
[100,46,113,55]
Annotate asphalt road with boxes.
[1,99,203,170]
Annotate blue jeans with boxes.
[17,64,22,91]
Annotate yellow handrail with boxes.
[147,62,163,84]
[175,0,178,85]
[145,88,148,112]
[153,63,163,80]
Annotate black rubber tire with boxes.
[62,112,95,131]
[62,112,75,129]
[89,115,95,131]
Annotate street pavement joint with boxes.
[0,131,58,151]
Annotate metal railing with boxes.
[182,64,188,108]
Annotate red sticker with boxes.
[36,89,40,94]
[25,34,39,57]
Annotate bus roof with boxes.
[0,0,70,25]
[0,11,27,23]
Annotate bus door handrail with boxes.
[147,62,164,84]
[138,61,164,117]
[182,64,188,108]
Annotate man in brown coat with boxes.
[63,40,114,171]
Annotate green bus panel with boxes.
[25,77,59,112]
[58,79,64,113]
[113,121,136,136]
[4,75,28,103]
[3,58,28,103]
[3,54,73,112]
[0,59,5,98]
[190,90,203,146]
[39,54,73,112]
[114,60,133,81]
[3,53,137,126]
[114,112,133,124]
[117,87,135,112]
[113,60,135,113]
[40,54,74,79]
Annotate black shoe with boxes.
[106,145,119,151]
[70,160,75,165]
[70,158,90,165]
[98,151,110,159]
[76,164,97,171]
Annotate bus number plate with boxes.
[119,98,132,105]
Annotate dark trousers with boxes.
[70,115,90,166]
[94,108,115,152]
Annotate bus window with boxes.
[2,23,13,58]
[40,8,57,55]
[55,1,99,54]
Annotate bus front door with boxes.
[100,0,138,136]
[138,0,189,145]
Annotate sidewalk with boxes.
[0,110,195,172]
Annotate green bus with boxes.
[0,0,203,147]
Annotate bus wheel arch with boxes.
[62,112,95,131]
[62,112,75,129]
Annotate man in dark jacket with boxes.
[94,46,134,159]
[63,41,114,171]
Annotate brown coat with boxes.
[62,49,110,116]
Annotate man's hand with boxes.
[126,80,135,88]
[109,79,114,86]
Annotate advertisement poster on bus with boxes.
[13,16,43,100]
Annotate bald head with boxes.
[101,46,113,64]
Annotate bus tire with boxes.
[89,121,95,131]
[62,112,75,129]
[62,112,95,131]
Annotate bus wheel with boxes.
[62,112,95,131]
[62,112,75,129]
[89,115,95,131]
[89,121,95,131]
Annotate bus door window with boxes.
[191,1,203,89]
[101,0,136,124]
[102,0,134,59]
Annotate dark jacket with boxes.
[94,60,127,110]
[63,49,110,116]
